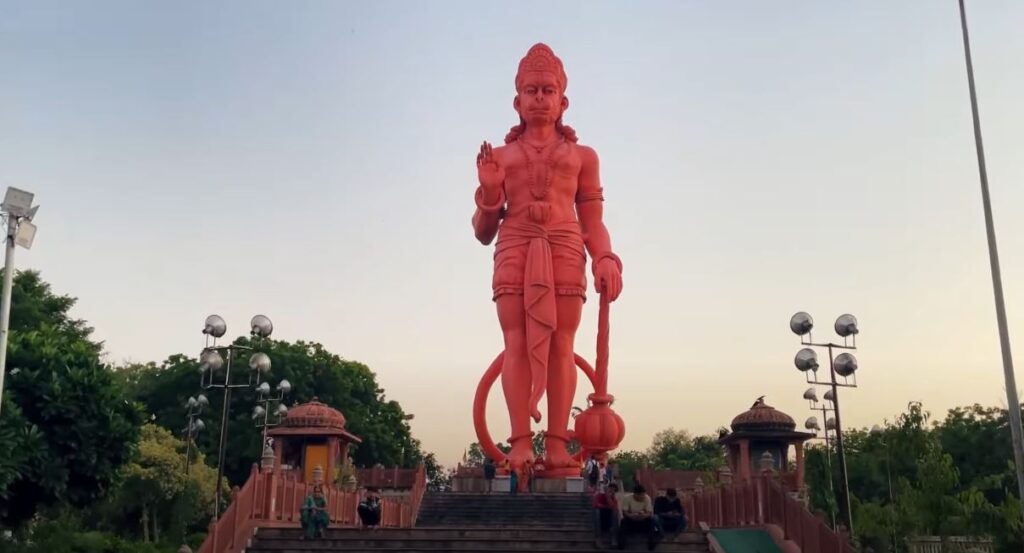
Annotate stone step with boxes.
[257,527,597,539]
[248,544,712,548]
[421,493,589,501]
[417,512,590,519]
[417,492,594,530]
[250,528,709,552]
[420,499,590,507]
[250,538,707,551]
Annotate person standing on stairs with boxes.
[585,455,600,491]
[483,457,497,493]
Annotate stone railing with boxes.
[654,471,852,553]
[908,536,994,553]
[196,463,426,553]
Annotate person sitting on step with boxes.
[653,488,687,540]
[618,484,659,551]
[300,484,329,540]
[357,487,382,530]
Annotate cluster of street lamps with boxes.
[175,315,293,553]
[790,311,860,536]
[186,314,292,521]
[182,393,208,475]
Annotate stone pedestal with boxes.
[493,475,511,492]
[565,476,585,493]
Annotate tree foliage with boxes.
[0,271,143,527]
[99,424,222,543]
[806,401,1023,553]
[120,338,429,484]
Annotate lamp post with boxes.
[198,314,274,522]
[803,388,838,528]
[791,312,860,535]
[956,0,1024,524]
[253,376,290,451]
[0,187,39,418]
[183,394,208,475]
[870,424,897,551]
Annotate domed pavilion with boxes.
[267,397,362,484]
[718,397,814,489]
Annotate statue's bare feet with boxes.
[544,436,576,471]
[507,435,534,474]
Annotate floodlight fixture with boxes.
[203,315,227,338]
[795,348,819,372]
[249,352,271,373]
[834,353,858,377]
[1,188,34,218]
[790,312,814,336]
[250,315,273,338]
[834,314,859,337]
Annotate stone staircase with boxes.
[247,492,710,552]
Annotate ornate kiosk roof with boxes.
[267,397,362,442]
[720,397,814,444]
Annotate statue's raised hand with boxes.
[476,141,505,193]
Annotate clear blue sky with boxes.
[2,1,1023,465]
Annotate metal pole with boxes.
[0,217,18,418]
[214,348,233,522]
[885,440,895,551]
[260,398,270,450]
[828,344,854,535]
[184,425,193,476]
[824,425,837,529]
[957,0,1024,521]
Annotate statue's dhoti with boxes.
[491,218,586,421]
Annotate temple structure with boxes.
[266,397,362,483]
[718,397,814,490]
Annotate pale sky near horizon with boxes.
[2,1,1024,466]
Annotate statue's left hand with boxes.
[595,258,623,302]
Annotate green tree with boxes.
[935,404,1015,496]
[0,271,143,528]
[806,401,1024,553]
[608,450,649,489]
[646,428,725,472]
[123,339,431,484]
[100,424,222,544]
[463,442,510,467]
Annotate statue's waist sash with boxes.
[493,218,585,422]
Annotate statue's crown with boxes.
[516,43,567,92]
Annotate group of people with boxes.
[584,455,621,491]
[299,484,383,540]
[592,483,688,550]
[481,454,622,494]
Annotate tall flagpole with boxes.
[957,0,1024,522]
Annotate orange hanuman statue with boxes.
[471,44,623,477]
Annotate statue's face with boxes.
[514,71,567,126]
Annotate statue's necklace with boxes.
[516,138,563,200]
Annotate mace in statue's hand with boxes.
[595,256,623,302]
[476,141,505,194]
